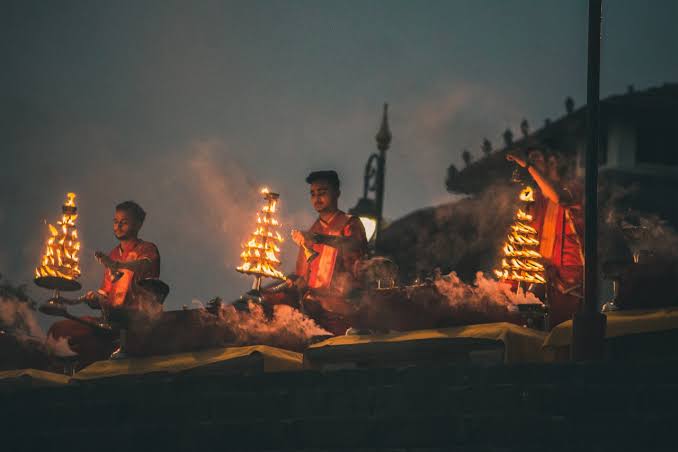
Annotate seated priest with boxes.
[263,170,369,335]
[507,148,584,328]
[46,201,161,366]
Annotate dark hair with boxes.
[116,201,146,225]
[305,170,340,190]
[526,147,573,179]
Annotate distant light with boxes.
[359,217,377,242]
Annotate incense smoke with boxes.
[601,181,678,262]
[217,303,330,349]
[193,301,331,352]
[0,279,45,341]
[44,334,77,357]
[357,270,539,332]
[437,271,542,308]
[379,183,519,283]
[0,278,52,370]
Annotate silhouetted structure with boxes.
[520,119,529,137]
[461,149,472,167]
[446,83,678,196]
[565,96,575,114]
[481,138,492,157]
[502,128,513,147]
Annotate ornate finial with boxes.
[376,103,392,152]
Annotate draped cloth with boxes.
[47,239,161,367]
[532,184,584,282]
[531,182,584,327]
[100,240,160,308]
[289,211,368,335]
[295,211,367,295]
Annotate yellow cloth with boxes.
[0,369,69,386]
[307,322,547,364]
[73,345,302,380]
[544,307,678,348]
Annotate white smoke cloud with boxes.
[191,301,331,352]
[44,334,77,357]
[0,295,45,340]
[436,271,542,309]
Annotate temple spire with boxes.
[376,103,392,152]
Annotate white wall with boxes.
[605,120,637,169]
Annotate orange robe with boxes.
[264,211,368,335]
[296,211,368,335]
[531,183,584,327]
[47,239,160,366]
[296,211,368,294]
[100,240,160,310]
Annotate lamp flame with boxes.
[35,192,82,281]
[494,185,545,285]
[236,188,285,280]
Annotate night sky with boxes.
[2,0,677,319]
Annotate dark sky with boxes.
[2,0,677,317]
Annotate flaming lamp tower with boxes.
[34,192,82,292]
[236,188,285,292]
[494,185,546,286]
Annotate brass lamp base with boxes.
[34,276,81,292]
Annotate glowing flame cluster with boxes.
[494,186,546,285]
[35,192,82,280]
[236,187,286,280]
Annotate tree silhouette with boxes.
[503,129,513,147]
[520,119,529,137]
[481,138,492,157]
[565,96,574,115]
[445,164,459,191]
[462,149,472,167]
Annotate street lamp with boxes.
[350,103,391,250]
[348,196,378,242]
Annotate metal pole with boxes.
[584,0,601,315]
[572,0,606,361]
[252,275,262,292]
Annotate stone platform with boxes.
[3,358,678,451]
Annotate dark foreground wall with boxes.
[3,357,678,452]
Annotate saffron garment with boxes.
[99,240,160,309]
[295,211,368,294]
[264,211,368,335]
[47,239,160,367]
[296,211,368,335]
[530,182,584,327]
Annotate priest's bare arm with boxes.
[506,153,572,205]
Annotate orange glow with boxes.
[494,185,545,285]
[236,188,285,280]
[519,186,535,202]
[35,192,82,280]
